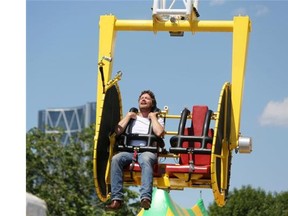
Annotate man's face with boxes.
[138,93,153,110]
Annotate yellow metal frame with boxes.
[211,82,231,206]
[93,14,251,203]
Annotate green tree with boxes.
[208,185,288,216]
[26,125,141,215]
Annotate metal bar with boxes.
[115,19,234,32]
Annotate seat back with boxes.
[179,105,213,165]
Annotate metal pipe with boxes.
[115,19,234,32]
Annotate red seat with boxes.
[180,106,213,166]
[167,106,213,177]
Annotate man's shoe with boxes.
[140,198,151,210]
[105,200,123,211]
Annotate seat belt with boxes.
[186,149,195,182]
[129,147,139,180]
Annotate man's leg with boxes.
[138,151,157,206]
[106,151,133,210]
[110,151,133,201]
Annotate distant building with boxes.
[38,102,96,144]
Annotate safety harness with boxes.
[130,147,139,180]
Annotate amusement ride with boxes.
[93,0,253,207]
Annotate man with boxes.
[105,90,165,211]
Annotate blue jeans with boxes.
[110,151,157,201]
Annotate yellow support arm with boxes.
[95,15,117,145]
[230,16,251,149]
[93,15,117,187]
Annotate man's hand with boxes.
[127,111,137,120]
[148,111,158,120]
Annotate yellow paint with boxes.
[192,205,203,215]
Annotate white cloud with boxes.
[253,5,269,17]
[259,97,288,127]
[230,4,269,18]
[232,7,248,16]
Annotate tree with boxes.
[26,125,141,215]
[208,185,288,216]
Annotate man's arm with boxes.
[115,112,137,135]
[148,112,165,137]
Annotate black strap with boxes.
[129,148,139,180]
[186,150,195,182]
[99,66,105,94]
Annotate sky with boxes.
[22,0,288,212]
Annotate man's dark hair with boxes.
[138,90,157,111]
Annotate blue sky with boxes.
[24,0,288,210]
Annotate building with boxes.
[38,102,96,144]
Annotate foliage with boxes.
[208,185,288,216]
[26,125,141,215]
